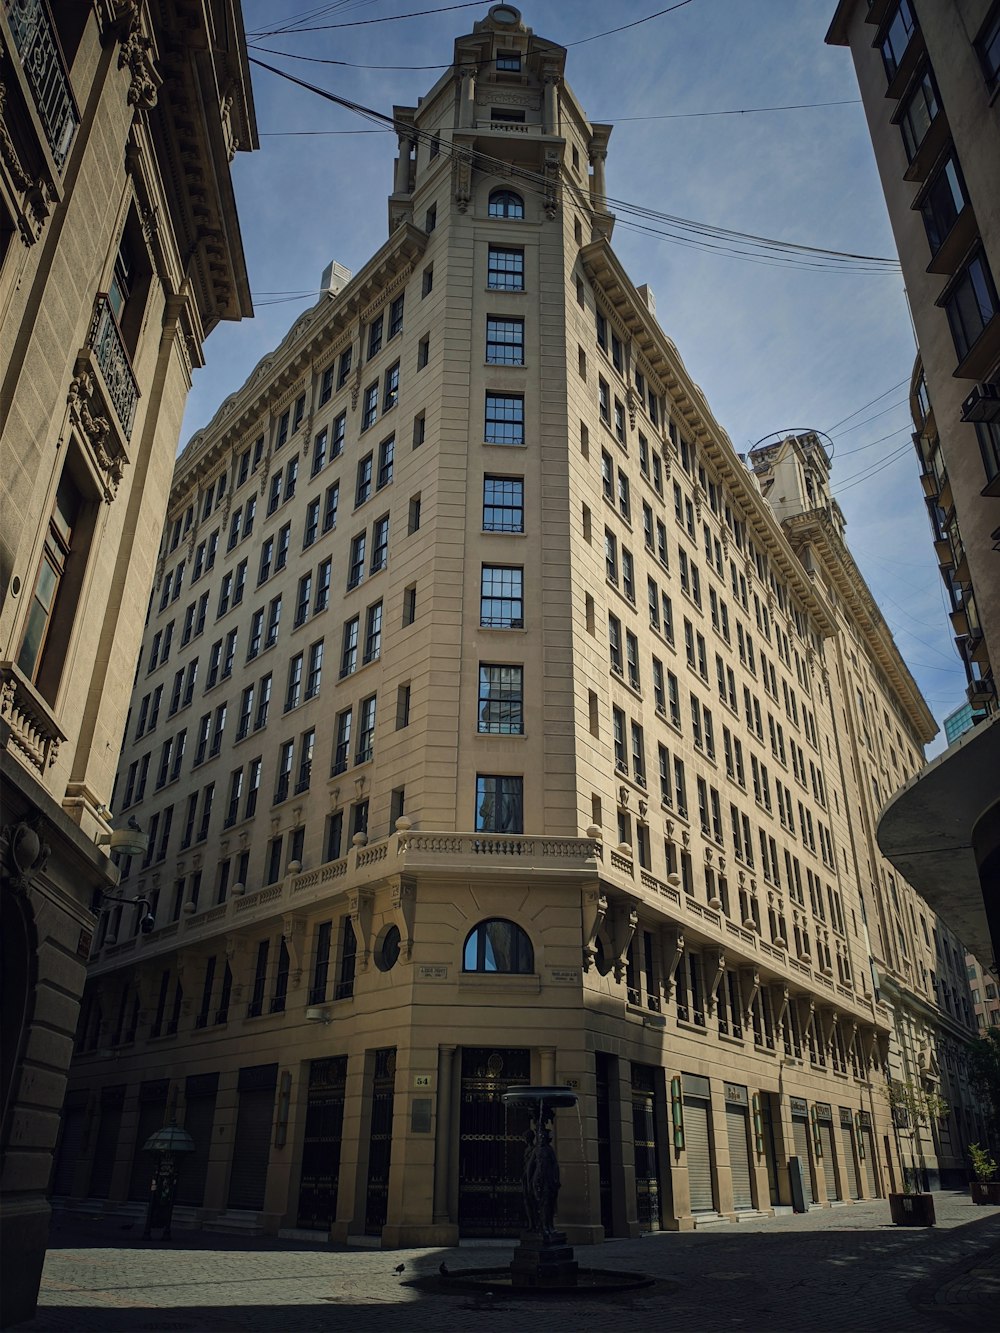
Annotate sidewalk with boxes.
[16,1190,1000,1332]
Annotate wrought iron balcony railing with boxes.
[88,294,139,439]
[6,0,78,168]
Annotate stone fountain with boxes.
[432,1084,654,1297]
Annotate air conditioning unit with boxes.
[961,382,1000,424]
[967,679,996,708]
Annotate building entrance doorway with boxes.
[631,1063,662,1230]
[364,1048,396,1235]
[457,1046,530,1237]
[298,1056,347,1230]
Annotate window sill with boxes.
[483,440,528,449]
[478,625,528,634]
[481,528,527,537]
[477,729,528,740]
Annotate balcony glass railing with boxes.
[6,0,78,168]
[88,294,139,438]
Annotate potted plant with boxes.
[882,1078,947,1226]
[968,1143,1000,1205]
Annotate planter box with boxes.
[889,1192,935,1226]
[971,1182,1000,1205]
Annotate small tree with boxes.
[882,1077,949,1193]
[968,1143,997,1183]
[967,1029,1000,1143]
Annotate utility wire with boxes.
[250,1,489,36]
[247,56,902,273]
[827,377,909,431]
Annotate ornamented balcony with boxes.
[87,294,139,439]
[5,0,79,168]
[0,659,66,776]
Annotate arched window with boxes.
[463,919,533,973]
[488,189,524,219]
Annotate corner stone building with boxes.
[0,1,255,1324]
[64,5,983,1250]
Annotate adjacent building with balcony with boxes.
[0,1,256,1323]
[59,4,985,1253]
[826,0,1000,974]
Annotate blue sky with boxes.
[182,0,969,751]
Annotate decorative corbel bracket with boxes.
[706,950,725,1017]
[282,914,308,986]
[663,929,684,1001]
[388,875,416,960]
[611,902,638,983]
[740,967,760,1028]
[581,882,607,972]
[347,887,375,970]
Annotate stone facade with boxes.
[827,0,1000,970]
[61,4,986,1255]
[0,1,256,1324]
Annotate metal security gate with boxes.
[89,1085,125,1197]
[761,1093,780,1206]
[595,1052,614,1236]
[458,1047,531,1237]
[176,1072,219,1207]
[298,1056,347,1229]
[364,1048,396,1235]
[631,1064,662,1231]
[817,1110,839,1201]
[683,1074,714,1213]
[51,1093,87,1196]
[791,1112,815,1205]
[861,1118,879,1197]
[724,1083,753,1211]
[839,1109,861,1200]
[129,1080,169,1200]
[227,1064,277,1210]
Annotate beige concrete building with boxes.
[61,4,982,1251]
[0,1,256,1323]
[826,1,1000,972]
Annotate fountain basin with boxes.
[501,1084,579,1112]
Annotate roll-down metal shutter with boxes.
[862,1128,879,1197]
[227,1064,277,1211]
[129,1082,169,1200]
[51,1099,86,1196]
[791,1115,814,1205]
[89,1087,125,1198]
[819,1120,839,1200]
[726,1105,754,1210]
[840,1121,861,1199]
[684,1096,714,1212]
[176,1074,219,1207]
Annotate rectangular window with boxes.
[305,639,324,699]
[483,475,524,532]
[488,245,525,290]
[402,584,417,626]
[383,361,400,413]
[315,558,332,613]
[296,728,315,794]
[481,565,523,628]
[417,335,429,369]
[275,740,294,803]
[943,249,998,363]
[286,653,304,711]
[396,683,411,729]
[264,595,281,648]
[880,0,917,80]
[363,600,383,664]
[370,516,389,573]
[475,774,523,834]
[341,617,359,678]
[255,676,272,732]
[408,494,421,534]
[355,453,373,507]
[361,381,378,430]
[486,316,524,365]
[919,152,967,255]
[389,293,404,338]
[237,684,254,741]
[356,695,376,764]
[304,497,320,548]
[478,664,524,734]
[377,436,394,488]
[898,66,940,161]
[295,573,312,628]
[333,708,352,775]
[485,392,524,445]
[324,481,339,532]
[338,347,353,389]
[275,521,291,572]
[348,533,366,589]
[368,313,384,360]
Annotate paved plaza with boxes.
[19,1192,1000,1333]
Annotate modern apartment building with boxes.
[826,0,1000,971]
[61,5,983,1249]
[944,700,987,745]
[0,1,256,1323]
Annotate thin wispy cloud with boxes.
[183,0,966,749]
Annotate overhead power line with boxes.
[247,56,902,274]
[249,1,489,37]
[827,377,910,431]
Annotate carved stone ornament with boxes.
[116,3,161,110]
[452,144,473,214]
[542,147,560,220]
[67,368,125,501]
[0,817,51,895]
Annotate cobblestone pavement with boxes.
[18,1191,1000,1332]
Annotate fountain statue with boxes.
[502,1085,579,1287]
